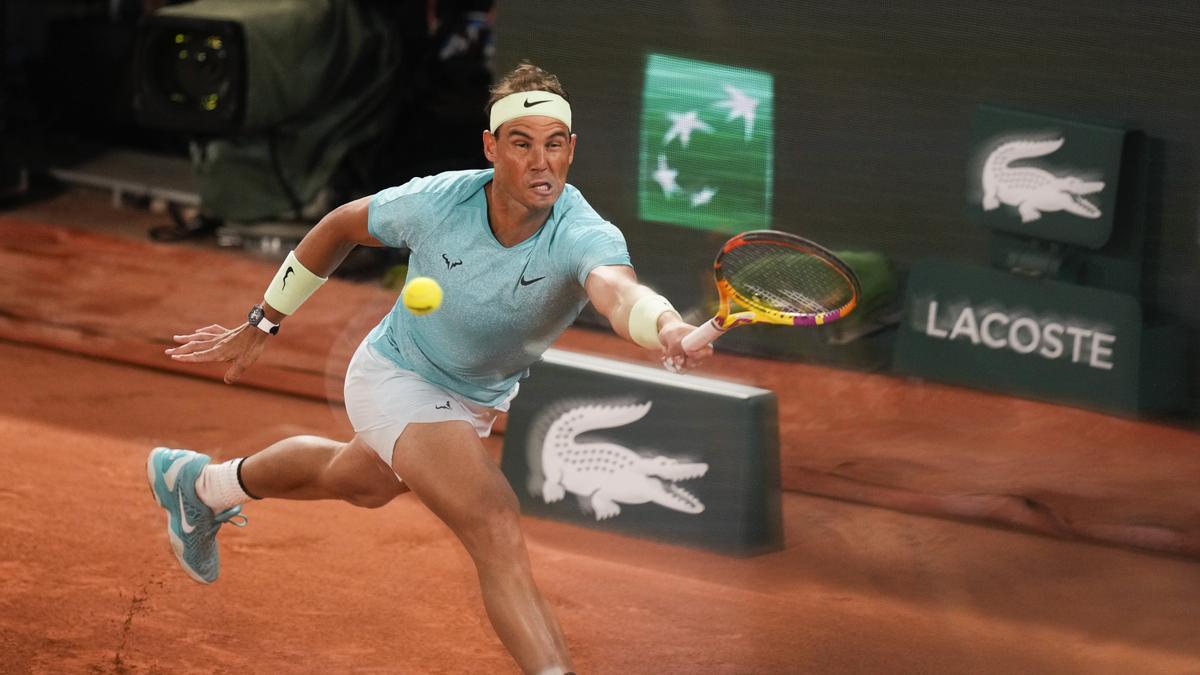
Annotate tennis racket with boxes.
[681,230,862,352]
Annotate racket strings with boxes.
[722,244,855,315]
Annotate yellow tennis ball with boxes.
[401,276,442,315]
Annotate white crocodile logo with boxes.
[981,138,1105,223]
[536,401,708,521]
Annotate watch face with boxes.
[247,305,278,334]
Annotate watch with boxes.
[247,304,280,335]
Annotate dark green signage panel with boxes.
[895,259,1148,411]
[501,349,782,556]
[967,105,1127,249]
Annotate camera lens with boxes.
[154,32,230,112]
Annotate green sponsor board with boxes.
[967,105,1127,249]
[500,349,782,556]
[638,54,774,233]
[894,259,1186,413]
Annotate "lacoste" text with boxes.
[921,300,1116,370]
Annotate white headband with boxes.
[489,91,572,134]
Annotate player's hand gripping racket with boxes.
[681,230,862,352]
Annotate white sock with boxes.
[195,458,254,513]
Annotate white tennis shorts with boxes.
[343,338,517,469]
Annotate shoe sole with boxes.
[146,448,211,585]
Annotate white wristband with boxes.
[263,250,327,316]
[628,294,680,350]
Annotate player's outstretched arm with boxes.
[166,196,385,383]
[584,264,713,371]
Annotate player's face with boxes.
[484,116,576,211]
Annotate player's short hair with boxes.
[486,62,570,133]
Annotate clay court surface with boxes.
[3,193,1200,673]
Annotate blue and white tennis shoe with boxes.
[146,447,246,584]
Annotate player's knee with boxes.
[331,471,399,509]
[324,440,402,508]
[338,473,401,508]
[344,489,395,509]
[464,495,524,556]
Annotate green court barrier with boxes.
[501,349,782,556]
[894,259,1186,414]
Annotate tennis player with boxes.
[146,62,711,675]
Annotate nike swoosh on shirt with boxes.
[523,98,550,108]
[164,456,190,492]
[179,491,197,534]
[519,275,546,286]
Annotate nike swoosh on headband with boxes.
[523,98,550,108]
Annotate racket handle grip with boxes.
[682,317,726,352]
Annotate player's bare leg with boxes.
[239,434,408,507]
[148,435,405,584]
[392,421,573,675]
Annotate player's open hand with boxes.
[659,319,713,373]
[165,323,269,384]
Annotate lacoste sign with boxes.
[919,299,1116,370]
[981,138,1105,223]
[967,105,1127,249]
[530,400,709,521]
[499,349,783,554]
[894,260,1148,413]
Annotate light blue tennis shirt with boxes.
[365,168,631,406]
